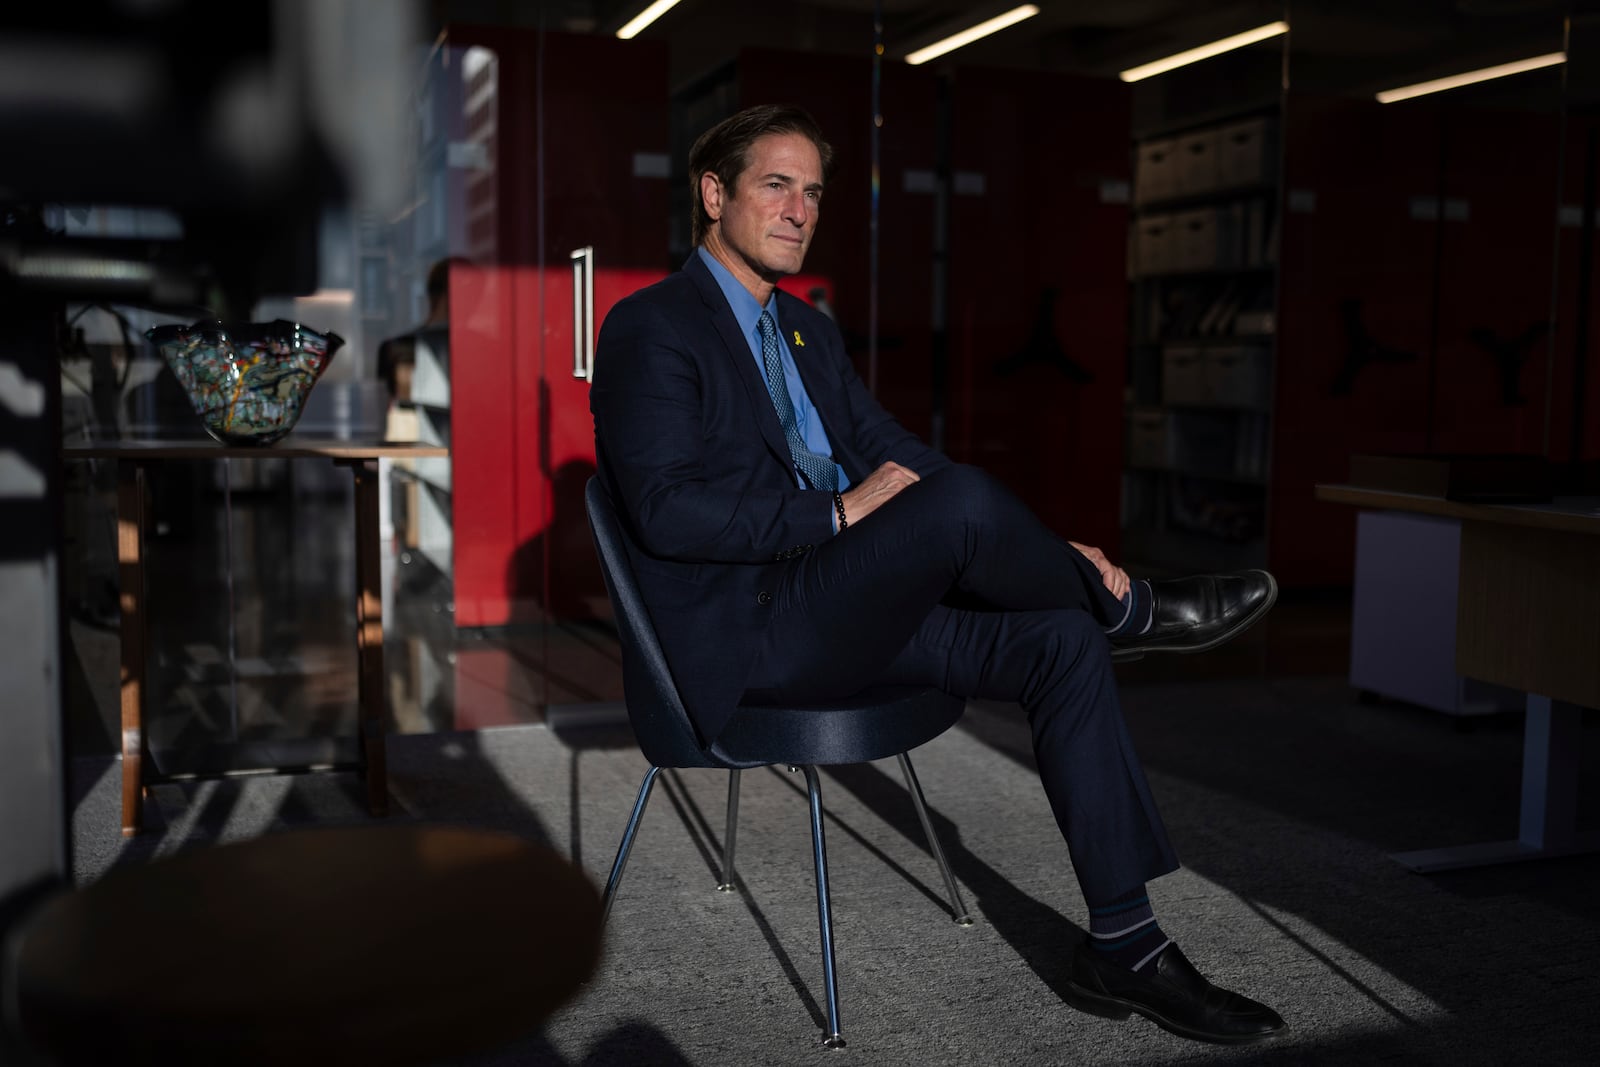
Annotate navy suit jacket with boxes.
[590,253,951,744]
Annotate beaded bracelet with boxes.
[833,490,848,531]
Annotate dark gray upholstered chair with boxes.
[585,477,972,1048]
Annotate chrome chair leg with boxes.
[897,751,973,926]
[601,765,662,926]
[717,769,741,892]
[801,765,846,1049]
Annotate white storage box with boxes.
[1173,208,1218,272]
[1133,213,1176,276]
[1216,117,1274,188]
[1174,128,1219,196]
[1135,137,1179,204]
[1162,346,1207,406]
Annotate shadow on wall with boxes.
[506,459,605,624]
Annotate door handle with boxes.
[570,245,594,380]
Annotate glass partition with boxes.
[53,2,1596,763]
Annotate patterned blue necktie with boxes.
[758,310,838,492]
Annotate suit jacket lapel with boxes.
[684,255,794,473]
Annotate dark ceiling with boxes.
[432,0,1579,99]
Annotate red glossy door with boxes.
[430,26,670,725]
[444,25,671,633]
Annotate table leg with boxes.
[1391,693,1598,872]
[1520,695,1581,847]
[116,463,147,836]
[350,458,389,817]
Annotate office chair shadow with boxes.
[626,751,1091,1031]
[809,758,1090,996]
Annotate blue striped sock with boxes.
[1086,885,1171,973]
[1105,580,1154,637]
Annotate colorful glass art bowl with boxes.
[145,320,344,445]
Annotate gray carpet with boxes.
[70,676,1600,1065]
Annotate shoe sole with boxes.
[1061,979,1286,1045]
[1109,571,1279,662]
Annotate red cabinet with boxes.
[1274,92,1569,586]
[1431,107,1562,457]
[947,67,1131,555]
[1548,114,1600,466]
[1274,95,1441,585]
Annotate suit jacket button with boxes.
[757,591,772,605]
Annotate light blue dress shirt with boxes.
[697,247,851,492]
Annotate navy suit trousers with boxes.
[741,464,1180,903]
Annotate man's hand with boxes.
[838,461,920,526]
[1069,541,1131,601]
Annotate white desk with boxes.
[1318,483,1600,872]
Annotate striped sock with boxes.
[1086,885,1171,974]
[1105,579,1154,637]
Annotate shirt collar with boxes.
[697,246,777,347]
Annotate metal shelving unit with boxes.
[1123,109,1282,574]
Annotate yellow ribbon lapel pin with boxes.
[792,330,805,347]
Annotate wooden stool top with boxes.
[10,824,601,1066]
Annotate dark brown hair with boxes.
[426,256,472,302]
[688,104,835,246]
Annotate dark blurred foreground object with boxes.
[0,0,417,312]
[0,3,420,1024]
[4,825,601,1066]
[146,319,344,444]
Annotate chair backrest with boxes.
[584,477,722,769]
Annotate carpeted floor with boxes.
[70,676,1600,1066]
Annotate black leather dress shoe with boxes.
[1109,570,1277,661]
[1063,940,1286,1045]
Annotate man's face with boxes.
[702,131,824,285]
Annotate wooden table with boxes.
[1316,483,1600,871]
[8,824,601,1066]
[62,439,449,836]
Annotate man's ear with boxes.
[700,171,723,225]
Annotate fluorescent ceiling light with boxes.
[1119,21,1289,82]
[1375,51,1566,103]
[616,0,684,40]
[905,5,1040,66]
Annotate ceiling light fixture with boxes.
[1375,51,1566,103]
[904,5,1040,66]
[615,0,685,40]
[1118,21,1289,82]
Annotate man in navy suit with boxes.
[591,105,1285,1045]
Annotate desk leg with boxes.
[1520,695,1581,847]
[1391,694,1598,872]
[117,463,147,837]
[351,458,389,817]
